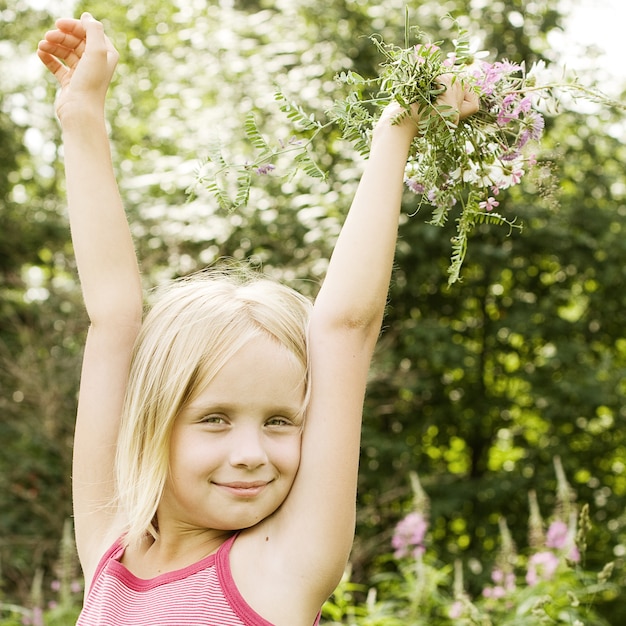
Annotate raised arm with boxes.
[38,14,142,576]
[267,77,479,613]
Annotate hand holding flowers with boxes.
[197,17,624,284]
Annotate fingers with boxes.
[38,35,84,69]
[459,88,479,121]
[37,13,118,82]
[55,17,86,39]
[80,13,120,69]
[36,48,68,84]
[436,75,479,122]
[38,19,86,72]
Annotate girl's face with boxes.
[158,335,306,535]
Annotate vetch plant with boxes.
[193,14,624,284]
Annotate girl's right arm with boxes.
[38,14,142,578]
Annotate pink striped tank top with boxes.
[76,533,321,625]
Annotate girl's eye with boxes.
[266,416,296,428]
[200,414,227,425]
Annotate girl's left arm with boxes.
[279,78,479,604]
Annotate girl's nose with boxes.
[229,426,269,469]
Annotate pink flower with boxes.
[392,512,428,559]
[479,197,499,211]
[255,164,275,175]
[443,53,457,68]
[568,545,581,563]
[405,177,425,194]
[546,520,569,549]
[449,600,464,618]
[526,551,560,586]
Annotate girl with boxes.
[38,13,478,626]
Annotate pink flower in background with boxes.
[482,566,516,598]
[546,520,569,549]
[545,518,581,563]
[392,511,428,559]
[448,600,464,618]
[526,551,560,586]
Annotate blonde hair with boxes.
[115,267,312,547]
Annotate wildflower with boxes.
[392,511,428,559]
[255,164,275,175]
[546,520,569,550]
[71,580,83,594]
[479,196,499,211]
[405,177,425,194]
[510,169,523,185]
[442,52,457,68]
[482,565,516,598]
[449,600,464,618]
[526,550,560,586]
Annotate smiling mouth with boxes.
[215,481,269,498]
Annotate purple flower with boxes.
[474,59,522,96]
[392,512,428,559]
[405,177,425,194]
[449,600,464,618]
[546,520,569,549]
[568,545,581,563]
[482,566,516,599]
[526,551,560,586]
[517,112,545,150]
[497,94,521,126]
[255,164,275,175]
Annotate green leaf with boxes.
[294,150,326,179]
[274,91,322,131]
[244,113,269,152]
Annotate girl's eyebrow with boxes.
[184,400,304,417]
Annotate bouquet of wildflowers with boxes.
[196,17,624,284]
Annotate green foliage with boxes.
[321,473,617,625]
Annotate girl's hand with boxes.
[37,13,118,122]
[376,73,479,139]
[435,73,479,123]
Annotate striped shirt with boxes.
[76,533,321,625]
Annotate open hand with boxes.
[37,13,118,121]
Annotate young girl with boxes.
[38,13,478,626]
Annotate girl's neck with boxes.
[122,528,234,578]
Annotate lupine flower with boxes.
[526,550,560,585]
[546,519,569,549]
[391,511,428,559]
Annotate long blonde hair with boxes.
[115,268,312,547]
